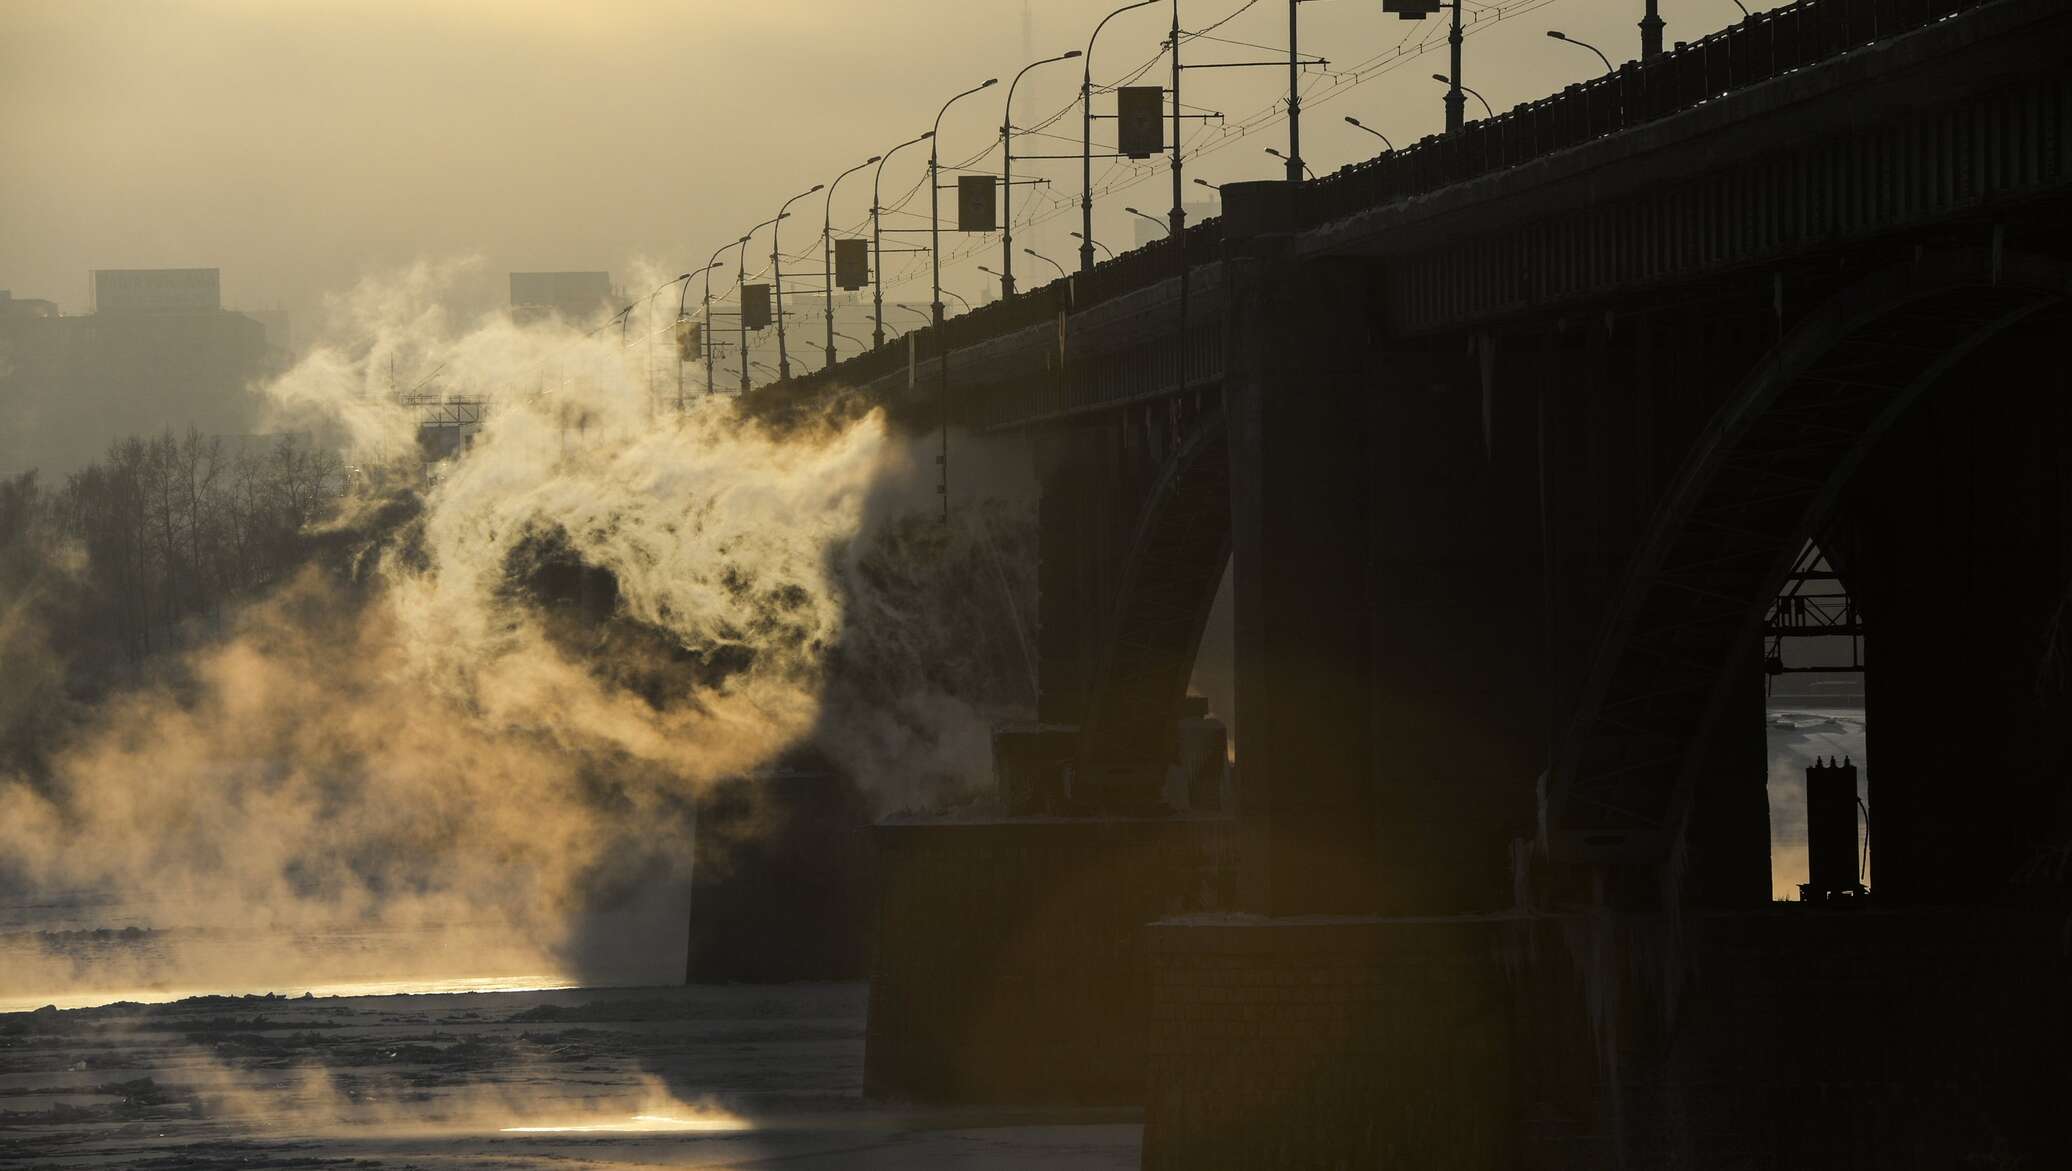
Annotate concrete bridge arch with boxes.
[1547,246,2072,895]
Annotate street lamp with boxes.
[1432,73,1493,120]
[871,131,932,350]
[1124,206,1168,238]
[944,289,971,314]
[823,155,880,369]
[932,76,998,527]
[1264,146,1314,180]
[1344,115,1395,151]
[698,246,732,400]
[1643,0,1667,58]
[1002,49,1081,298]
[642,273,692,404]
[772,183,823,381]
[1024,248,1067,280]
[1071,230,1114,261]
[1193,177,1222,192]
[1547,30,1615,77]
[737,216,785,394]
[1082,0,1162,273]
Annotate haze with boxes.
[1,0,1767,333]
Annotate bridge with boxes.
[752,1,2072,1165]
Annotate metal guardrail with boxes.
[1302,0,1988,228]
[782,0,1990,401]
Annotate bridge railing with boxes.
[787,221,1225,397]
[1304,0,1987,228]
[787,0,1986,398]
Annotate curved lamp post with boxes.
[1264,146,1314,179]
[647,270,697,410]
[1024,248,1066,280]
[1547,30,1615,77]
[1124,205,1168,238]
[1431,72,1493,120]
[1344,115,1394,151]
[737,216,785,394]
[700,243,734,398]
[822,156,879,369]
[1071,230,1113,261]
[1001,49,1081,298]
[870,131,933,350]
[772,183,823,381]
[931,76,998,526]
[1081,0,1160,273]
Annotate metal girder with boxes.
[1075,400,1231,777]
[1545,247,2072,867]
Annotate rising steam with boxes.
[0,258,1035,1002]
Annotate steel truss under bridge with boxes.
[1764,543,1864,677]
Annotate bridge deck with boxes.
[754,0,2039,432]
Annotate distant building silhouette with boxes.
[510,271,615,327]
[0,269,277,478]
[0,290,59,319]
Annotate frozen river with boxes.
[0,697,1862,1166]
[0,984,1141,1169]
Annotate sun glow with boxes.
[501,1113,750,1134]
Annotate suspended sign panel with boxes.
[957,175,997,232]
[741,284,771,330]
[675,319,701,361]
[1117,86,1164,158]
[834,238,869,289]
[1382,0,1442,18]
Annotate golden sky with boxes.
[1,1,1773,329]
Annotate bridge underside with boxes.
[846,1,2072,1162]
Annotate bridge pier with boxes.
[1224,248,1385,914]
[825,4,2072,1154]
[1840,316,2072,904]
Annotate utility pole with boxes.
[1286,0,1304,182]
[1446,0,1464,133]
[1168,0,1183,243]
[824,157,879,369]
[772,184,823,381]
[1082,1,1160,274]
[931,78,999,524]
[702,242,732,399]
[871,132,932,351]
[738,215,784,395]
[1002,50,1081,299]
[1170,0,1190,423]
[1640,0,1664,60]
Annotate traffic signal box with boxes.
[1117,86,1164,158]
[957,176,997,232]
[835,238,869,289]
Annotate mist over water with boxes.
[0,260,1036,1007]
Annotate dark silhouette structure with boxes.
[756,1,2072,1163]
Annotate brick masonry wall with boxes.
[864,817,1235,1104]
[1144,910,2072,1170]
